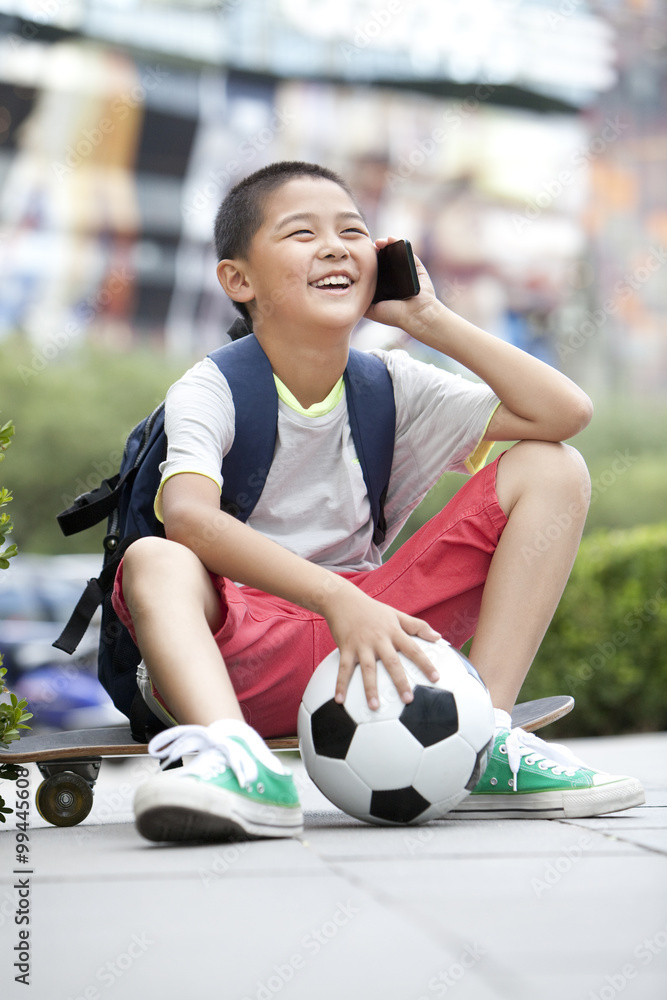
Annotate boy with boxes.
[115,161,644,843]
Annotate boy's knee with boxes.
[123,536,199,591]
[543,442,591,502]
[498,441,591,515]
[124,536,173,572]
[121,537,220,629]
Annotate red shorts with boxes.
[113,456,507,739]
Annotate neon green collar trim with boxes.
[273,374,345,417]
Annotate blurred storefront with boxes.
[0,0,664,393]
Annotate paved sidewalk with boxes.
[1,732,666,1000]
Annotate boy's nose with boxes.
[318,239,349,259]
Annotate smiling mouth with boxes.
[310,275,353,290]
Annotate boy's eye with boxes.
[286,227,368,237]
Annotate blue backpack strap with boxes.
[344,350,396,546]
[209,337,395,541]
[208,332,278,522]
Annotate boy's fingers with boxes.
[375,648,414,706]
[334,649,356,704]
[396,614,441,681]
[373,235,400,250]
[334,615,441,711]
[357,650,381,710]
[335,649,381,710]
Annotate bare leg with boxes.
[468,441,591,712]
[121,536,244,726]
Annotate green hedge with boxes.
[0,337,186,553]
[517,523,667,736]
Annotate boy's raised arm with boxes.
[366,240,593,445]
[161,472,440,710]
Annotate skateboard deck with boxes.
[0,695,573,827]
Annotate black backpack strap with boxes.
[56,472,126,536]
[52,535,138,653]
[344,351,396,545]
[57,402,166,539]
[208,334,279,521]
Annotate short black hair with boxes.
[213,161,360,323]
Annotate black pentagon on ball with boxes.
[399,685,458,747]
[370,785,431,824]
[310,699,358,759]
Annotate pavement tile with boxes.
[23,874,507,1000]
[302,814,645,859]
[0,823,324,883]
[603,828,667,854]
[327,855,667,983]
[1,732,665,1000]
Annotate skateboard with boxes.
[0,695,573,828]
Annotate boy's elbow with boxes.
[567,390,594,438]
[542,389,593,442]
[163,510,192,548]
[163,503,206,550]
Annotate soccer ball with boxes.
[297,637,494,825]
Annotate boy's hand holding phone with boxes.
[372,239,421,303]
[365,237,440,335]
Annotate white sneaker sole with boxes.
[449,776,645,820]
[134,774,304,842]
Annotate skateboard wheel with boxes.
[35,772,94,827]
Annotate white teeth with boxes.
[313,275,351,287]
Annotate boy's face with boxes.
[218,177,378,333]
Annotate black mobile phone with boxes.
[372,239,420,303]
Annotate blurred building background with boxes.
[1,2,666,733]
[0,0,665,393]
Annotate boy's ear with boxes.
[216,259,255,305]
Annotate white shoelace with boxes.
[148,725,259,788]
[503,728,587,793]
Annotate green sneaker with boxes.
[134,721,303,842]
[451,724,645,820]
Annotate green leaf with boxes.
[0,763,22,781]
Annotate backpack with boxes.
[54,320,396,735]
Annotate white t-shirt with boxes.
[156,349,500,573]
